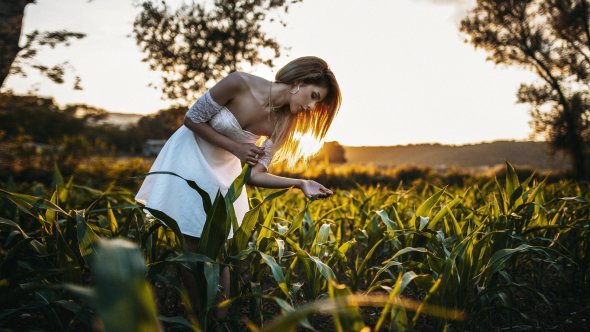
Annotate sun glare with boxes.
[293,131,324,158]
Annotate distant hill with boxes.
[343,141,570,171]
[97,113,142,128]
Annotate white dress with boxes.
[135,90,274,238]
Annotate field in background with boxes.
[0,163,588,331]
[344,141,570,171]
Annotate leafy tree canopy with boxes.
[132,0,302,104]
[460,0,590,178]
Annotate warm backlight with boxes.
[293,131,324,158]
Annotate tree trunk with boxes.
[525,48,588,179]
[0,0,33,88]
[567,137,587,179]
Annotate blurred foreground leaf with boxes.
[91,238,161,332]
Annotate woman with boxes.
[136,56,341,240]
[135,56,341,319]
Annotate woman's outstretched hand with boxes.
[231,142,265,166]
[299,179,334,200]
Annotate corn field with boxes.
[0,163,589,331]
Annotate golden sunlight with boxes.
[294,131,324,158]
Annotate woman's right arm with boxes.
[184,73,265,166]
[183,119,265,166]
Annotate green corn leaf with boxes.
[428,195,463,231]
[375,271,420,332]
[142,206,185,249]
[307,254,336,281]
[198,191,229,260]
[224,164,251,204]
[315,223,331,245]
[0,189,68,215]
[158,316,198,331]
[233,188,288,254]
[286,201,311,236]
[0,217,48,255]
[259,251,290,298]
[356,239,384,285]
[91,239,160,332]
[75,210,99,266]
[276,238,285,262]
[203,262,220,310]
[45,190,58,226]
[143,171,212,214]
[234,206,262,253]
[224,165,252,233]
[265,296,315,331]
[162,252,215,265]
[328,282,366,332]
[505,162,520,197]
[256,201,276,247]
[52,164,65,197]
[477,244,555,283]
[415,188,445,217]
[418,216,430,231]
[410,188,445,230]
[107,201,119,234]
[53,223,82,284]
[376,209,397,232]
[59,176,74,203]
[388,247,429,263]
[411,275,443,326]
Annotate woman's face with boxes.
[289,83,328,115]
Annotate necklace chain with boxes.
[268,81,274,122]
[268,81,283,111]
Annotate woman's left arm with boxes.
[247,164,333,199]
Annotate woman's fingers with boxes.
[319,186,333,196]
[253,147,265,156]
[307,190,333,200]
[301,181,334,201]
[247,149,264,159]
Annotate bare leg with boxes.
[213,266,231,332]
[179,235,201,313]
[216,266,231,318]
[179,235,230,330]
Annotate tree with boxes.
[132,0,301,104]
[0,0,86,90]
[63,103,109,124]
[135,106,187,139]
[460,0,590,179]
[315,141,347,164]
[0,93,85,142]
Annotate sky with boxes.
[3,0,540,146]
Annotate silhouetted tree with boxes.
[0,0,86,89]
[132,0,302,104]
[460,0,590,179]
[63,103,109,124]
[315,141,347,163]
[0,93,84,142]
[135,106,187,139]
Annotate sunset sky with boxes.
[3,0,540,146]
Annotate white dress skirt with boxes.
[135,90,273,238]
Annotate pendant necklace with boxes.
[268,81,279,122]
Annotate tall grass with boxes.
[0,163,588,331]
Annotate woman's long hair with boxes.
[269,56,342,167]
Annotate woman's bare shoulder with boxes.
[234,72,268,88]
[210,72,249,105]
[210,72,268,106]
